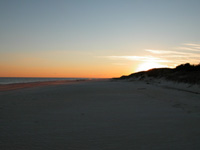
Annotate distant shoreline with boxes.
[0,79,108,92]
[0,77,93,85]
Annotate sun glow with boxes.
[136,62,167,72]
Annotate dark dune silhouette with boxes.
[114,63,200,84]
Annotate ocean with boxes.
[0,77,88,85]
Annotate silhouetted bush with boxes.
[175,63,200,71]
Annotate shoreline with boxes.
[0,79,108,92]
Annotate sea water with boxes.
[0,77,88,85]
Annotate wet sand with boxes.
[0,80,90,92]
[0,80,200,150]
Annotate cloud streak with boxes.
[145,49,189,55]
[107,55,170,63]
[146,44,200,65]
[175,43,200,52]
[184,43,200,47]
[106,43,200,67]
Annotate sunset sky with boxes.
[0,0,200,78]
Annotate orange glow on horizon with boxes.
[0,63,127,78]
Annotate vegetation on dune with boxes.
[115,63,200,84]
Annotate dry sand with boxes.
[0,80,200,150]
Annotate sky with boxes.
[0,0,200,78]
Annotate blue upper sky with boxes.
[0,0,200,77]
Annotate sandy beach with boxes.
[0,80,200,150]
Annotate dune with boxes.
[115,63,200,85]
[0,79,200,150]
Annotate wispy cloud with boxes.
[146,43,200,65]
[106,43,200,67]
[107,55,170,63]
[145,49,169,54]
[145,49,189,55]
[176,47,200,52]
[184,43,200,47]
[175,43,200,52]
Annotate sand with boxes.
[0,80,89,92]
[0,80,200,150]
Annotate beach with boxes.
[0,80,200,150]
